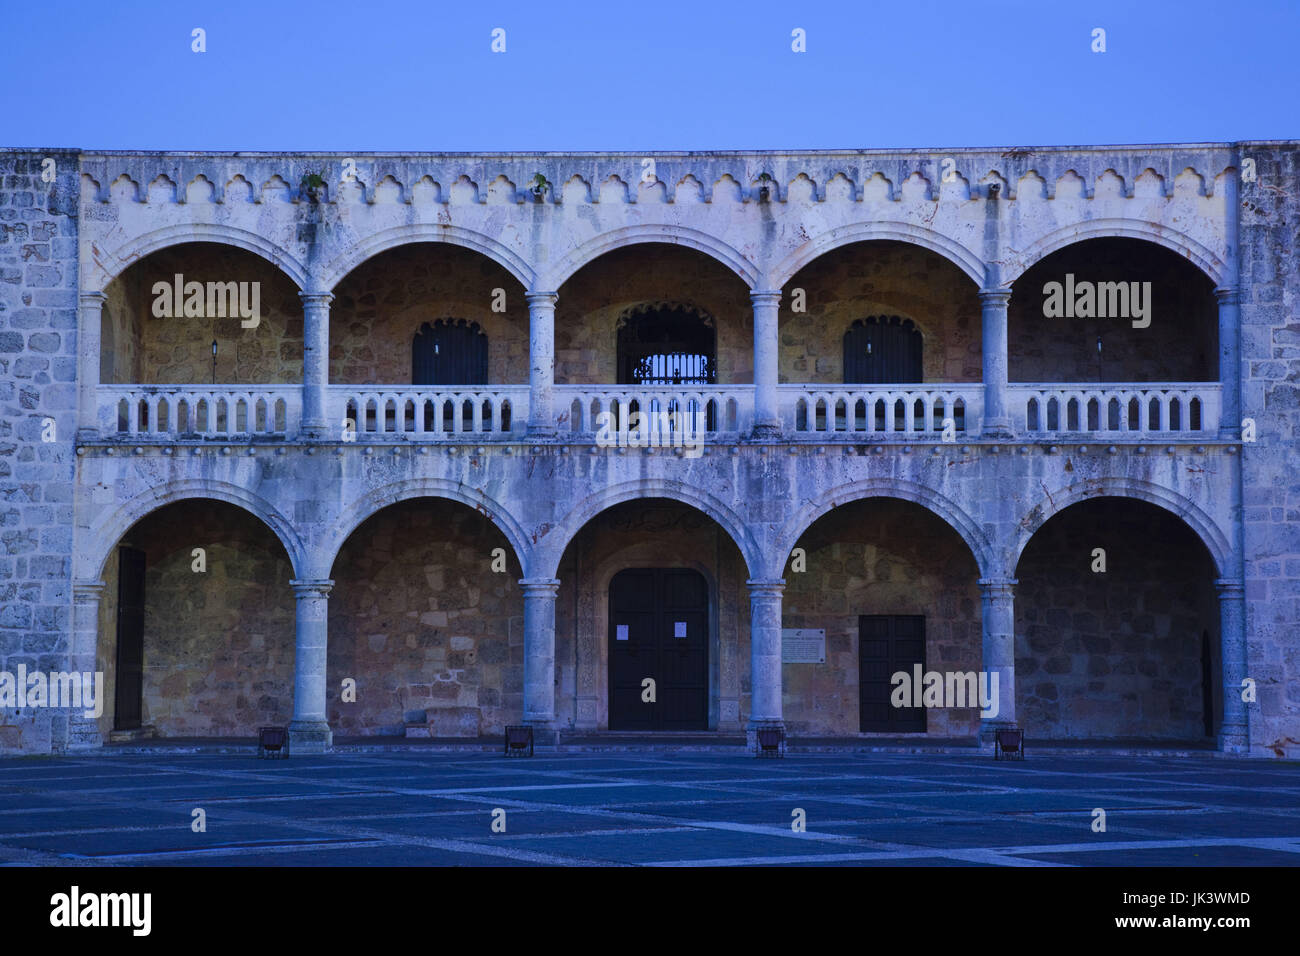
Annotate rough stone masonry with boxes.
[0,146,1295,756]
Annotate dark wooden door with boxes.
[844,316,923,384]
[609,569,709,730]
[114,546,146,730]
[413,320,488,386]
[859,614,926,733]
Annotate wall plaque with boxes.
[781,628,826,663]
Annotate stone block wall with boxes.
[1008,238,1218,383]
[780,242,982,384]
[101,243,303,385]
[1239,143,1300,757]
[0,150,79,754]
[782,498,983,736]
[132,501,296,736]
[555,245,754,385]
[1014,497,1220,740]
[330,243,529,385]
[326,498,523,736]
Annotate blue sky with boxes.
[5,0,1297,150]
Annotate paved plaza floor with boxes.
[1,751,1297,866]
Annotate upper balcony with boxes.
[79,200,1234,446]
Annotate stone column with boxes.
[526,292,558,439]
[750,290,782,438]
[979,289,1014,438]
[1216,578,1248,753]
[289,578,333,752]
[62,580,107,752]
[521,578,561,738]
[76,291,106,441]
[300,291,333,439]
[746,577,785,751]
[1216,288,1241,440]
[978,577,1017,744]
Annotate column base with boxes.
[1218,723,1249,754]
[747,422,783,441]
[980,418,1015,440]
[288,720,333,753]
[522,721,559,747]
[526,425,558,441]
[1218,427,1243,442]
[75,427,100,443]
[299,420,330,441]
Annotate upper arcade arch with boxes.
[85,224,309,293]
[543,225,761,292]
[769,222,987,291]
[1002,219,1227,289]
[318,224,536,293]
[79,480,307,582]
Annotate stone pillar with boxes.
[76,291,106,441]
[978,577,1017,744]
[526,292,558,439]
[750,290,782,438]
[1216,288,1241,441]
[289,578,333,752]
[521,578,561,738]
[63,580,107,752]
[300,291,333,439]
[746,577,785,751]
[979,289,1014,438]
[1216,578,1248,753]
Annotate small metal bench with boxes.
[994,728,1025,761]
[258,726,289,760]
[504,725,534,757]
[756,727,785,758]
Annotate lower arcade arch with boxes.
[1014,496,1221,741]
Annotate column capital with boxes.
[525,291,558,306]
[978,288,1012,306]
[1214,578,1245,598]
[749,289,782,304]
[79,290,107,307]
[519,577,561,595]
[1214,286,1241,306]
[977,577,1018,595]
[299,290,334,308]
[746,577,786,596]
[290,578,334,598]
[72,579,107,601]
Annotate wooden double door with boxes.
[859,614,927,733]
[608,569,709,731]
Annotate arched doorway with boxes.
[412,319,489,385]
[843,315,923,384]
[616,304,716,385]
[608,568,709,730]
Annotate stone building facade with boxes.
[0,145,1296,756]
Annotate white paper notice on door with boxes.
[616,624,629,641]
[674,621,687,638]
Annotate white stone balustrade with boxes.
[100,385,300,438]
[1009,384,1222,436]
[782,386,981,437]
[554,385,752,438]
[328,386,529,439]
